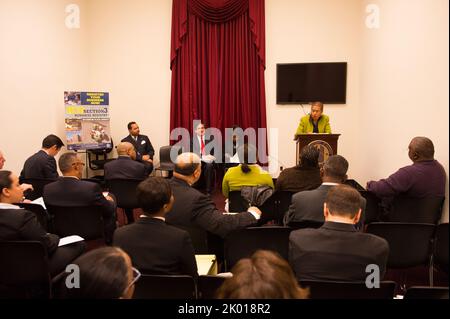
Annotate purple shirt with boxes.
[367,160,446,198]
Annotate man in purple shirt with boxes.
[367,137,446,199]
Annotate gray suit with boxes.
[284,184,366,226]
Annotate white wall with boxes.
[0,0,448,221]
[357,0,449,221]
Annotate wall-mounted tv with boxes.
[277,62,347,104]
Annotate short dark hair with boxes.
[127,122,137,130]
[58,152,78,173]
[323,155,348,181]
[62,247,130,299]
[311,101,324,111]
[136,177,172,214]
[325,185,362,218]
[0,170,13,192]
[42,135,64,149]
[299,145,319,168]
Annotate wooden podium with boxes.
[295,134,341,165]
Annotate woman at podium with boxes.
[295,102,331,135]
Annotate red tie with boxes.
[201,138,205,156]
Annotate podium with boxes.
[295,134,341,165]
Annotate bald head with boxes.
[116,142,136,159]
[409,137,434,162]
[174,153,201,176]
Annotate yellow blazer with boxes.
[295,114,331,135]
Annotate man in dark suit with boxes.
[289,185,389,282]
[43,152,117,243]
[104,142,151,180]
[284,155,366,227]
[19,134,64,182]
[165,152,261,239]
[190,122,216,195]
[121,121,154,172]
[0,170,84,276]
[114,177,197,277]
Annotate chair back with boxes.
[275,191,294,219]
[159,145,181,170]
[366,222,435,268]
[87,140,114,170]
[107,179,143,209]
[46,205,104,241]
[299,280,396,299]
[388,196,444,224]
[404,286,449,299]
[359,191,382,224]
[197,275,226,299]
[228,191,249,212]
[21,178,56,201]
[224,226,292,271]
[434,223,449,271]
[0,241,51,298]
[16,203,50,231]
[133,274,196,299]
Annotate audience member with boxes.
[222,144,274,198]
[43,152,116,243]
[367,136,446,200]
[19,134,64,181]
[289,185,389,282]
[276,145,322,193]
[0,170,84,276]
[216,250,308,299]
[104,142,151,180]
[121,121,155,172]
[114,177,198,277]
[61,247,137,299]
[285,155,366,226]
[165,153,261,238]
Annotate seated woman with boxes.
[222,144,274,198]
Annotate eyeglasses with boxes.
[125,267,141,291]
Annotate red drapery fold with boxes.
[170,0,266,155]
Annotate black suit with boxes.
[166,177,258,238]
[20,150,58,181]
[289,221,389,282]
[104,156,151,180]
[0,207,84,276]
[121,134,155,161]
[285,184,367,227]
[43,177,116,242]
[113,217,198,277]
[189,136,215,193]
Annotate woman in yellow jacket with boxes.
[295,102,331,136]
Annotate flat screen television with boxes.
[277,62,347,104]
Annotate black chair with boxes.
[16,202,50,231]
[133,274,196,299]
[21,178,56,201]
[258,193,280,225]
[228,191,249,212]
[197,275,226,299]
[0,241,51,299]
[359,190,382,224]
[46,205,105,241]
[224,226,292,271]
[107,178,143,223]
[344,179,366,191]
[434,223,449,273]
[155,145,181,178]
[87,140,114,171]
[287,220,324,230]
[299,280,396,299]
[403,286,449,299]
[387,196,445,224]
[275,191,294,220]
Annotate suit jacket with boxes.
[113,217,198,277]
[121,134,155,161]
[165,177,258,238]
[20,150,58,181]
[0,207,59,255]
[104,156,150,180]
[289,221,389,281]
[295,114,331,135]
[285,184,367,225]
[189,135,215,157]
[43,177,115,220]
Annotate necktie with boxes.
[201,138,205,156]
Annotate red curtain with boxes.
[170,0,266,145]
